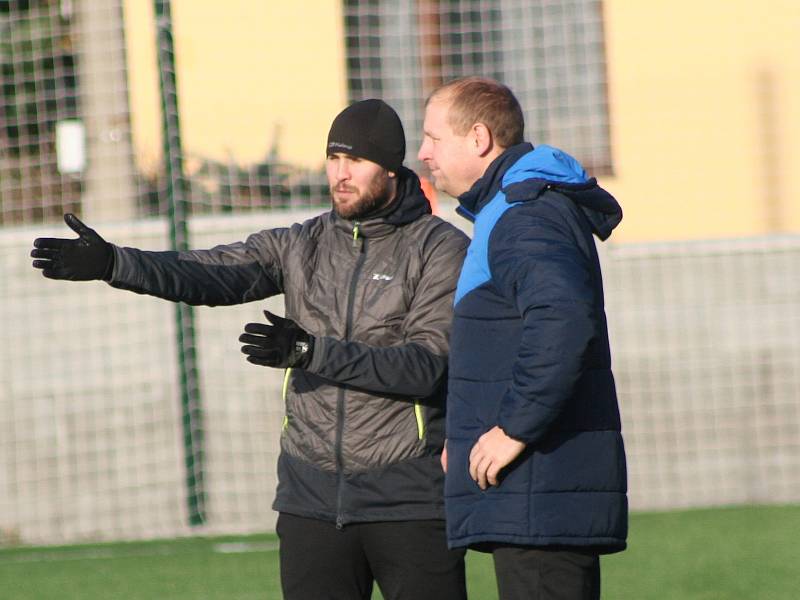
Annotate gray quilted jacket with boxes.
[108,169,469,526]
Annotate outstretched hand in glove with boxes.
[30,213,114,281]
[239,311,315,369]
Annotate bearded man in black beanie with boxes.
[31,99,469,600]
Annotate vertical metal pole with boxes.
[154,0,205,525]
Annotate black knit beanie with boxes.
[326,99,406,173]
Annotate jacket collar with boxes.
[455,142,533,222]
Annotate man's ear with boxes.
[470,122,494,157]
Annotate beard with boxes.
[331,171,395,220]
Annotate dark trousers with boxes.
[492,545,600,600]
[276,513,467,600]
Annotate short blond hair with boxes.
[428,77,525,148]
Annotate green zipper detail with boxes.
[414,400,424,440]
[352,223,360,247]
[282,368,292,430]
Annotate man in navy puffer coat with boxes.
[418,76,627,600]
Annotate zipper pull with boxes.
[352,223,360,248]
[336,516,344,530]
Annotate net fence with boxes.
[1,0,611,226]
[5,213,800,545]
[1,0,798,546]
[603,238,800,510]
[0,0,330,228]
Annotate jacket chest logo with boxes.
[371,273,394,281]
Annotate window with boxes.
[343,0,612,178]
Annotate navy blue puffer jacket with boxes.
[445,143,628,553]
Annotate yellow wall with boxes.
[124,1,799,242]
[123,0,347,172]
[603,0,800,241]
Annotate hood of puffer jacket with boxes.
[457,143,622,241]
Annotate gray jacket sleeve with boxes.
[305,225,468,397]
[107,227,293,306]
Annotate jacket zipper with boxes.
[336,223,366,529]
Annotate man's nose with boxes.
[417,140,430,162]
[335,161,350,182]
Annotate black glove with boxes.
[31,213,114,281]
[239,311,315,369]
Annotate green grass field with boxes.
[1,505,797,599]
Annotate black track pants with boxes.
[492,545,601,600]
[276,513,467,600]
